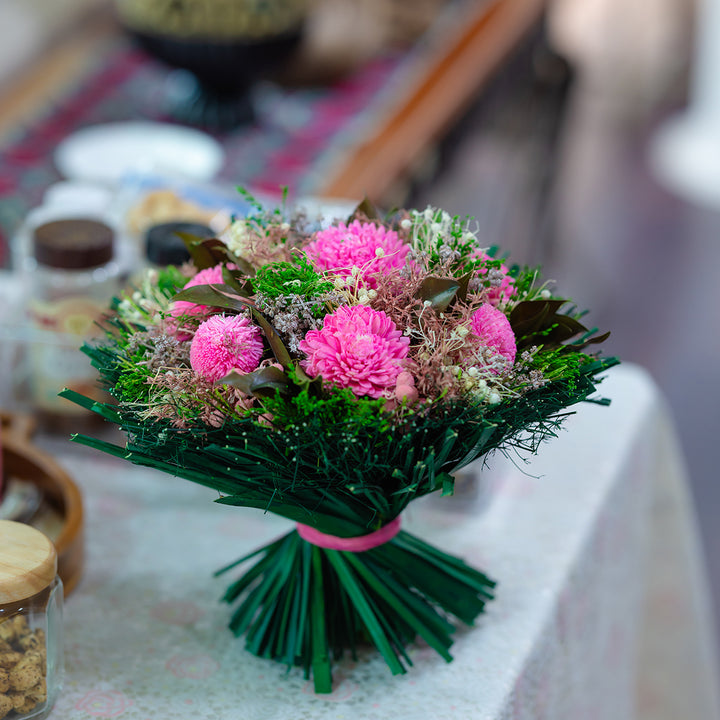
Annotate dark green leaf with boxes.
[220,367,290,398]
[249,308,293,368]
[455,272,473,303]
[222,266,253,295]
[569,329,611,351]
[349,196,380,222]
[171,284,251,313]
[415,276,460,312]
[509,299,602,350]
[176,233,223,270]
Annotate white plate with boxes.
[54,122,225,185]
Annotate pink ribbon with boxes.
[296,517,401,552]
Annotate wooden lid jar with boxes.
[0,521,57,604]
[0,521,64,720]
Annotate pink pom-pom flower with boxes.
[303,221,409,288]
[190,314,264,382]
[470,303,516,368]
[299,305,409,399]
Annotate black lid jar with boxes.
[144,221,214,267]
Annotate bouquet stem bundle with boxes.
[216,529,494,693]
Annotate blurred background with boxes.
[0,0,717,669]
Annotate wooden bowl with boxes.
[1,422,84,597]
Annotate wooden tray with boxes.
[1,412,84,596]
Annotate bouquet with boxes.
[63,195,617,692]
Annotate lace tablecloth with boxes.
[39,364,719,719]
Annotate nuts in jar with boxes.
[0,521,63,720]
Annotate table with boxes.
[32,363,719,719]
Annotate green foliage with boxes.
[262,371,386,430]
[252,256,335,302]
[508,265,542,300]
[156,265,187,295]
[113,357,154,404]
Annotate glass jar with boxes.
[0,520,64,720]
[23,218,121,428]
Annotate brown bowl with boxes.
[1,419,84,597]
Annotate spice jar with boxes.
[24,218,121,427]
[0,520,64,720]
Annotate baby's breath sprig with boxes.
[403,206,486,274]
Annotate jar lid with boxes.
[145,221,213,266]
[33,218,114,269]
[0,521,57,603]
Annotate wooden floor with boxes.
[414,73,720,649]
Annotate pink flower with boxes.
[394,371,419,404]
[476,252,515,306]
[470,303,516,367]
[170,264,225,322]
[299,305,409,398]
[190,314,263,381]
[303,221,409,288]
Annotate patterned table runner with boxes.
[0,38,405,268]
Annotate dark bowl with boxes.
[125,24,304,129]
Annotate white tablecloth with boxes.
[39,363,720,719]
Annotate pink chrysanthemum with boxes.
[303,221,409,288]
[190,314,263,382]
[299,305,409,398]
[170,264,225,322]
[470,303,516,367]
[476,252,515,306]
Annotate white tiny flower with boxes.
[488,391,502,405]
[333,277,346,290]
[423,300,432,307]
[367,289,377,300]
[400,218,412,229]
[456,326,470,338]
[476,379,488,391]
[467,366,479,377]
[351,265,360,277]
[541,289,552,300]
[375,247,385,257]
